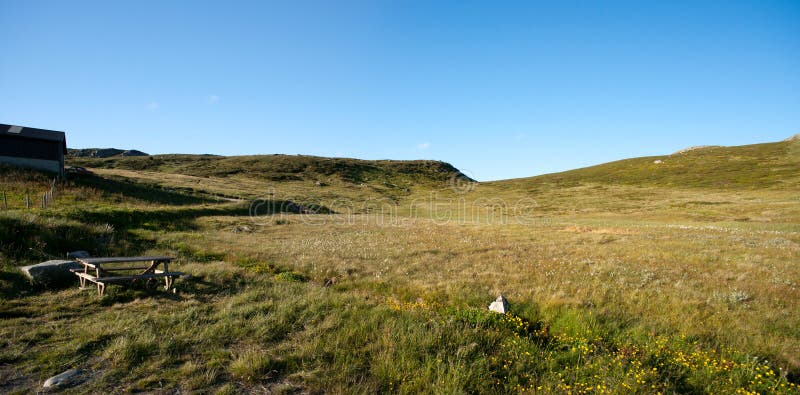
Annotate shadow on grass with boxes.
[64,205,251,232]
[0,263,106,300]
[176,273,250,301]
[64,199,334,232]
[98,282,185,306]
[0,267,34,299]
[94,271,249,305]
[0,215,112,264]
[74,174,215,205]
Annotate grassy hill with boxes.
[452,139,800,225]
[66,154,476,211]
[69,154,472,187]
[492,139,800,190]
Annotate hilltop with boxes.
[491,138,800,190]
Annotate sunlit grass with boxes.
[1,142,799,393]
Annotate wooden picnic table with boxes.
[73,256,183,296]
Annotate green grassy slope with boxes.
[69,154,472,187]
[492,140,800,190]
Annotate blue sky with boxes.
[1,1,798,181]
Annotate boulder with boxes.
[488,294,509,314]
[232,225,252,233]
[20,260,82,287]
[43,368,83,390]
[67,250,91,259]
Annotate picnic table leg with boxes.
[141,260,158,275]
[139,260,158,288]
[79,266,87,288]
[95,267,104,295]
[163,260,172,290]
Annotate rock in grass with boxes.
[19,260,82,287]
[43,368,83,389]
[488,294,509,314]
[232,225,252,233]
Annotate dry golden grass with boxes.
[1,143,799,393]
[170,209,800,371]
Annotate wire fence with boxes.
[1,178,59,210]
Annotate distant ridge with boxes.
[68,148,149,158]
[785,133,800,142]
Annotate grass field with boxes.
[1,140,799,393]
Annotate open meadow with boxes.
[1,140,799,394]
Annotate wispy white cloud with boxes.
[417,142,430,150]
[145,101,159,111]
[207,94,220,104]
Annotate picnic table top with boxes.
[76,256,173,265]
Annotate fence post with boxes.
[2,191,6,209]
[26,193,30,209]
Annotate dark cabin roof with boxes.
[1,123,67,153]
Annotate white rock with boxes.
[43,368,82,389]
[653,160,663,164]
[19,260,82,286]
[231,225,252,233]
[488,295,509,314]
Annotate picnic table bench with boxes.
[73,256,183,296]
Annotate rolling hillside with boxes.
[62,137,800,223]
[492,139,800,190]
[66,154,475,207]
[68,137,800,197]
[69,154,472,186]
